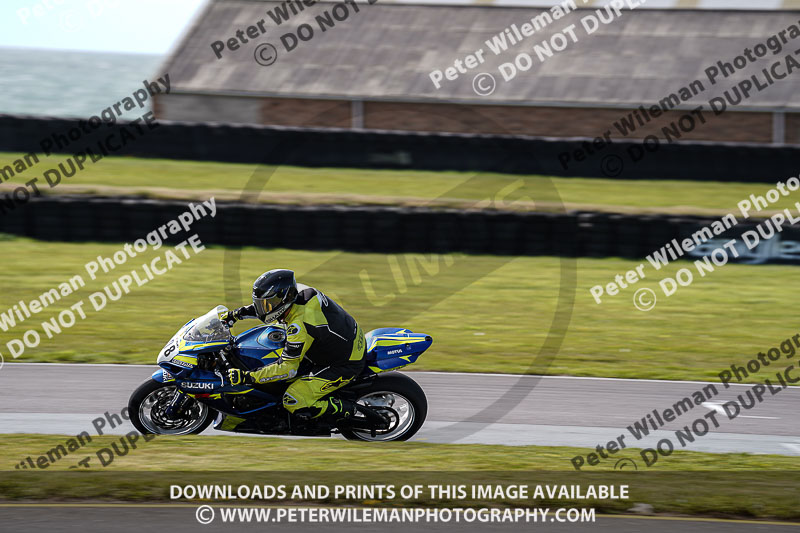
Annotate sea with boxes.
[0,47,164,120]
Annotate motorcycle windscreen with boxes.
[183,305,232,343]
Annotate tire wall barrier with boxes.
[2,197,799,265]
[1,115,799,183]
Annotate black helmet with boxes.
[252,269,298,323]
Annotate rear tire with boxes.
[340,373,427,442]
[129,379,215,435]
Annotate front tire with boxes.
[340,373,427,442]
[129,379,215,435]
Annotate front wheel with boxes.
[129,379,215,435]
[340,373,427,442]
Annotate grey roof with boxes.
[163,1,800,110]
[387,0,800,9]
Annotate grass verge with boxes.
[0,152,789,216]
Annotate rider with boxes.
[221,269,372,424]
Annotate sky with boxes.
[0,0,782,56]
[1,0,209,55]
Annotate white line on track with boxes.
[702,401,781,420]
[2,363,780,387]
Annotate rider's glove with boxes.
[235,305,255,319]
[227,368,254,386]
[220,311,236,328]
[221,306,248,328]
[224,306,254,327]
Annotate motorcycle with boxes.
[128,306,431,442]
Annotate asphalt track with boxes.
[1,505,797,533]
[1,363,799,456]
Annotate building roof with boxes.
[163,1,800,110]
[385,0,800,9]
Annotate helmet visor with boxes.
[255,293,289,322]
[253,296,273,318]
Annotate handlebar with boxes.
[216,346,235,372]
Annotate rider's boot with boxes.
[326,398,389,429]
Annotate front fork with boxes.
[164,388,192,419]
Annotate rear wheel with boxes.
[129,379,215,435]
[340,373,427,442]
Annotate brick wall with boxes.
[261,98,350,128]
[158,94,786,144]
[362,102,775,143]
[786,113,800,145]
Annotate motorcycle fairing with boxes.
[233,325,284,367]
[157,322,285,377]
[157,321,228,378]
[364,327,433,373]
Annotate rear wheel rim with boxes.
[138,385,208,435]
[351,390,415,441]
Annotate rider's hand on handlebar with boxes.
[221,306,252,328]
[227,368,254,386]
[220,311,237,329]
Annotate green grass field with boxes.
[1,435,798,519]
[2,235,799,382]
[0,152,792,216]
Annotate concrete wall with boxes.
[156,94,263,125]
